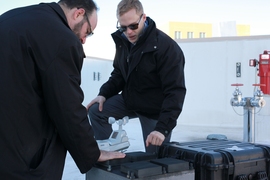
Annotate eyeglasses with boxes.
[116,14,143,32]
[84,12,94,37]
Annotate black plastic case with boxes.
[96,151,157,171]
[158,140,270,180]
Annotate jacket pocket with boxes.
[29,138,49,170]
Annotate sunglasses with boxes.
[116,14,143,32]
[84,12,94,37]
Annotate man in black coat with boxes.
[0,0,125,179]
[87,0,186,154]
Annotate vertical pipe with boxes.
[249,107,255,143]
[243,98,255,143]
[243,104,249,142]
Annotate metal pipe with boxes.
[243,98,255,143]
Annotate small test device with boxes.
[97,116,130,152]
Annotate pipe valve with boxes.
[250,84,266,107]
[230,83,246,106]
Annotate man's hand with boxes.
[98,150,126,162]
[86,95,106,111]
[145,131,165,147]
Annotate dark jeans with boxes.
[88,94,171,154]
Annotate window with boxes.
[199,32,206,38]
[187,32,193,39]
[174,31,181,39]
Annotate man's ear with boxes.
[142,13,147,21]
[73,8,85,20]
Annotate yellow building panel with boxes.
[236,25,250,36]
[158,21,250,39]
[169,22,212,39]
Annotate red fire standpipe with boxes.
[258,50,270,95]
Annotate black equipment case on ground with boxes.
[91,151,193,179]
[158,140,270,180]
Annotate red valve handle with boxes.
[252,84,266,86]
[231,83,243,86]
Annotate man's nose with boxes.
[81,37,86,44]
[126,27,133,34]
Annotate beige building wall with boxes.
[168,22,212,39]
[159,21,250,39]
[236,24,251,36]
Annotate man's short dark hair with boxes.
[58,0,98,14]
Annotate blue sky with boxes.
[1,0,270,59]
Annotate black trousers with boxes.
[88,94,171,154]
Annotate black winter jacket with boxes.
[99,17,186,136]
[0,3,99,179]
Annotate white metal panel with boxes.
[81,57,113,106]
[176,35,270,142]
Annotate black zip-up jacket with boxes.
[99,17,186,137]
[0,3,99,179]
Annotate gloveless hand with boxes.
[98,150,126,162]
[145,131,165,147]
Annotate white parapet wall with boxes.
[255,95,270,144]
[175,35,270,143]
[81,35,270,143]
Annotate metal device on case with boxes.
[97,116,130,152]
